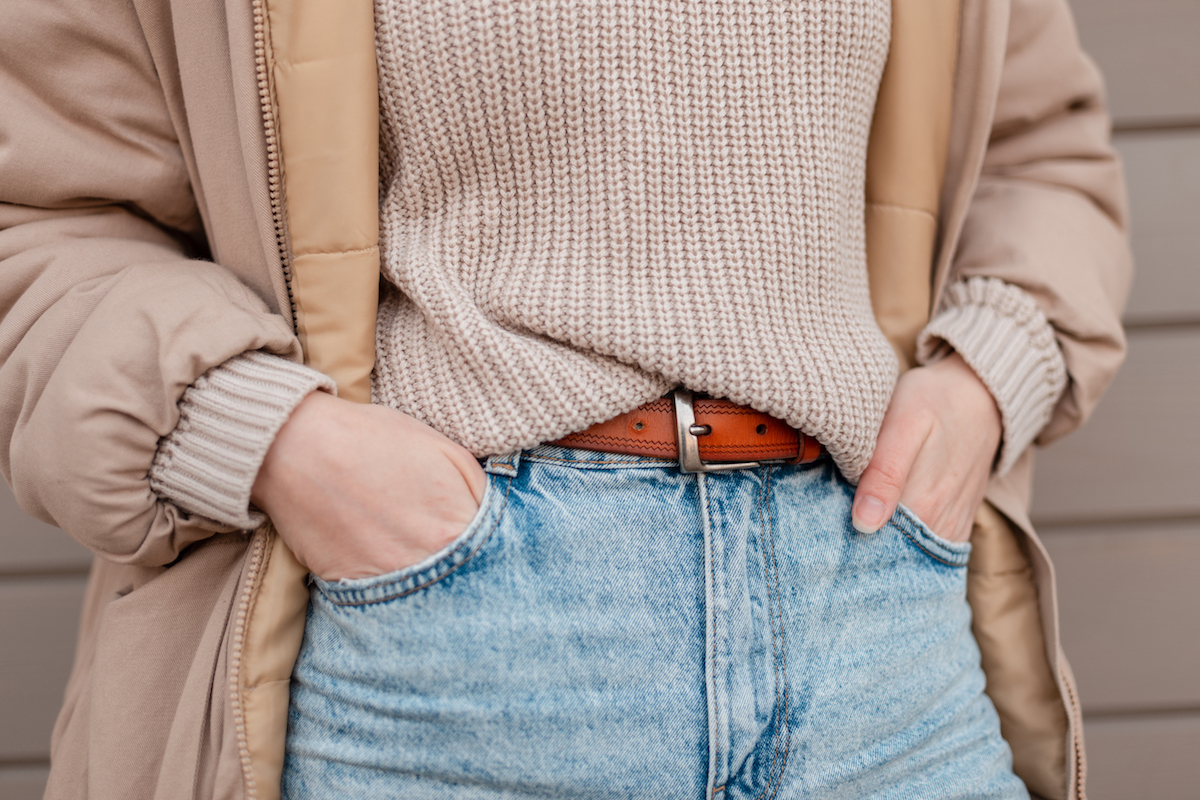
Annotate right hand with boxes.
[251,391,488,581]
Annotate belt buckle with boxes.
[672,388,765,474]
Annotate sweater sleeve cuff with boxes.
[916,277,1067,476]
[149,351,337,529]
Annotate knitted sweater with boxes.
[150,0,1066,529]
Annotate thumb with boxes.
[443,443,489,505]
[852,413,928,534]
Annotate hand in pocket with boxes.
[852,353,1002,544]
[251,392,487,581]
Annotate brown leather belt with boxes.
[551,389,825,473]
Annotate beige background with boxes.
[0,1,1196,797]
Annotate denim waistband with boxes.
[490,443,830,475]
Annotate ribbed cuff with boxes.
[917,277,1067,476]
[149,351,336,529]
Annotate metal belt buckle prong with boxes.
[672,388,764,474]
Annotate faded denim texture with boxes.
[282,446,1027,799]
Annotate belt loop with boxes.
[485,450,521,477]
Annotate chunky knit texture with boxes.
[371,0,899,480]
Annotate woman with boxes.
[0,0,1129,797]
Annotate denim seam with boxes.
[756,468,792,800]
[703,473,722,794]
[891,508,970,568]
[897,527,964,567]
[320,477,514,606]
[754,473,780,793]
[897,506,969,563]
[897,530,967,567]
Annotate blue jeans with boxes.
[282,447,1027,799]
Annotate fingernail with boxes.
[852,496,887,535]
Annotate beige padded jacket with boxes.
[0,0,1130,798]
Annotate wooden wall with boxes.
[0,490,89,798]
[0,0,1195,797]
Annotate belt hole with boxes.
[756,424,767,435]
[633,420,645,431]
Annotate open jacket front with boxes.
[0,0,1130,798]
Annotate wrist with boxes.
[928,352,1002,461]
[251,389,341,512]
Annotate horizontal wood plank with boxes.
[0,766,51,800]
[1083,712,1200,800]
[1030,327,1200,524]
[1117,130,1200,324]
[0,577,87,761]
[0,482,91,574]
[1041,520,1200,713]
[1070,0,1200,124]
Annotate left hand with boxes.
[851,352,1002,543]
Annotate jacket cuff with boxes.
[916,277,1067,476]
[149,351,336,529]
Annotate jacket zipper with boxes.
[230,4,296,797]
[252,0,297,333]
[229,529,269,800]
[1062,664,1086,800]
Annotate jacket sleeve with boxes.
[931,0,1133,447]
[0,0,302,566]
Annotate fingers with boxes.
[852,406,932,534]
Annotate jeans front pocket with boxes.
[891,502,972,568]
[312,471,511,606]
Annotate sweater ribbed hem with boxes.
[149,351,336,529]
[917,277,1067,476]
